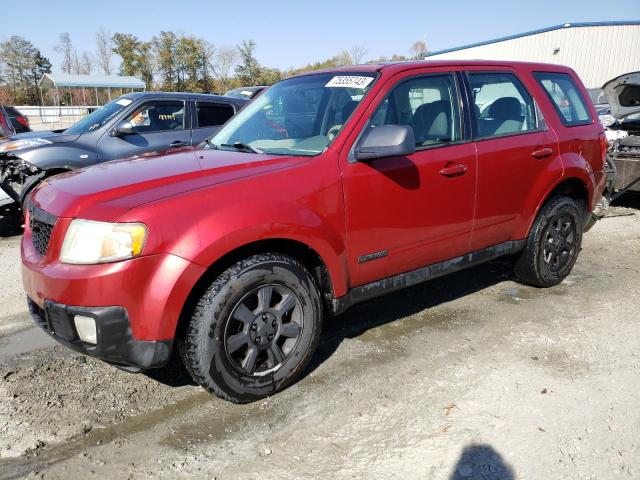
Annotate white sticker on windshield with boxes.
[325,76,374,89]
[116,98,133,106]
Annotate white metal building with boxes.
[426,21,640,88]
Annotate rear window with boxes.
[197,103,235,127]
[534,72,592,126]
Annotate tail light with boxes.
[598,132,608,170]
[16,115,29,127]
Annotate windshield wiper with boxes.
[202,138,217,150]
[220,142,264,154]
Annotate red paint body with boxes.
[22,61,607,342]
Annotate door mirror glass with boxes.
[355,124,416,161]
[113,121,134,136]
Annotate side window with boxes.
[468,72,538,138]
[369,74,461,147]
[127,101,185,133]
[197,102,235,128]
[534,72,592,126]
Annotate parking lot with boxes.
[0,194,636,479]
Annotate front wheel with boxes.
[179,253,323,403]
[514,196,583,287]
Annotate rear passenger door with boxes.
[464,69,560,251]
[190,101,236,145]
[97,100,191,161]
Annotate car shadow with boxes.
[149,256,515,390]
[142,258,515,387]
[304,256,515,377]
[611,190,640,209]
[448,444,515,479]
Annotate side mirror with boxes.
[355,125,416,161]
[113,121,134,136]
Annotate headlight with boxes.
[0,138,52,152]
[60,219,147,264]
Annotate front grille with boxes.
[29,206,57,256]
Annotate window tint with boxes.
[197,103,235,127]
[534,72,592,126]
[369,74,461,147]
[468,72,538,138]
[128,101,185,133]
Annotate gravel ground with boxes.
[0,196,639,479]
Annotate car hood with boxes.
[0,130,80,155]
[8,130,75,141]
[31,148,303,221]
[603,71,640,119]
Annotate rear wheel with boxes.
[514,195,583,287]
[179,253,323,403]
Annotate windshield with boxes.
[210,72,377,156]
[64,98,132,135]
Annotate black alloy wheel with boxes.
[224,284,303,376]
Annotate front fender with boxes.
[117,165,349,297]
[18,144,97,171]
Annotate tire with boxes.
[514,196,583,287]
[178,253,323,403]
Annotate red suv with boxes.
[21,61,609,402]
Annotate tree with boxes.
[235,40,261,86]
[153,31,178,90]
[175,35,207,91]
[211,46,238,91]
[410,39,427,59]
[349,45,368,65]
[200,40,216,93]
[112,33,141,76]
[80,52,93,75]
[336,50,352,66]
[256,67,281,86]
[30,51,51,104]
[55,33,75,74]
[0,35,47,104]
[112,33,154,90]
[95,28,114,75]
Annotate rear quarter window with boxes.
[534,72,592,126]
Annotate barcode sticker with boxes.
[325,76,374,89]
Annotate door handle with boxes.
[531,147,553,159]
[439,163,468,177]
[170,141,189,148]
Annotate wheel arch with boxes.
[519,175,590,239]
[175,237,336,340]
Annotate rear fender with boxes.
[516,153,594,239]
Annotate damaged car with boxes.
[0,92,247,225]
[602,71,640,195]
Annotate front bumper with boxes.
[27,298,171,370]
[22,226,206,341]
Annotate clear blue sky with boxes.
[4,0,640,72]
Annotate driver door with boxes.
[97,100,191,161]
[340,69,478,287]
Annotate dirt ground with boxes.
[0,196,639,480]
